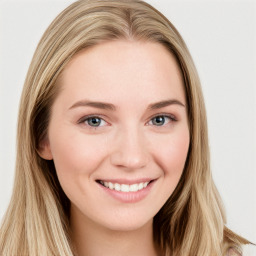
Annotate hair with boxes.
[0,0,250,255]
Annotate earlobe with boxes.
[37,138,53,160]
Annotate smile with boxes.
[98,181,150,192]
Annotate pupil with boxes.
[154,116,165,126]
[89,117,101,126]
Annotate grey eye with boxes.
[87,117,102,127]
[151,116,167,126]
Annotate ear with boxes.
[37,137,53,160]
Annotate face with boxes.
[40,40,190,231]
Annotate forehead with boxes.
[56,40,185,108]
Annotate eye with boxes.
[79,116,107,127]
[148,115,175,126]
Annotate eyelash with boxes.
[78,115,108,128]
[147,114,177,126]
[78,113,177,128]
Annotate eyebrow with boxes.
[69,99,185,111]
[148,99,185,110]
[69,100,116,111]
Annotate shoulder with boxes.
[227,248,242,256]
[227,245,256,256]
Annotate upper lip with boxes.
[96,178,155,185]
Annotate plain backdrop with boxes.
[0,0,255,243]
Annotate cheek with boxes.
[48,129,109,185]
[155,128,190,179]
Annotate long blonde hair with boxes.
[0,0,249,255]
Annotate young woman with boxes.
[0,0,252,255]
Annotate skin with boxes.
[39,40,190,256]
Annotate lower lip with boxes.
[97,181,155,203]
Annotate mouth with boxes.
[96,180,153,193]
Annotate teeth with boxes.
[114,183,121,191]
[130,184,138,192]
[109,182,114,190]
[99,181,150,192]
[121,184,129,192]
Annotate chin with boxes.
[102,216,153,232]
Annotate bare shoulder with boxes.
[227,244,256,256]
[227,248,242,256]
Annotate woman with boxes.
[0,0,251,255]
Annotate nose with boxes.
[110,127,149,170]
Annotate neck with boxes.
[70,206,159,256]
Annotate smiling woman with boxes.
[0,0,252,256]
[39,41,190,244]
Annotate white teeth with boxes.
[130,184,138,192]
[99,181,150,192]
[114,183,121,191]
[109,182,114,190]
[143,182,148,188]
[138,183,144,190]
[121,184,129,192]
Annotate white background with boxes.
[0,0,255,243]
